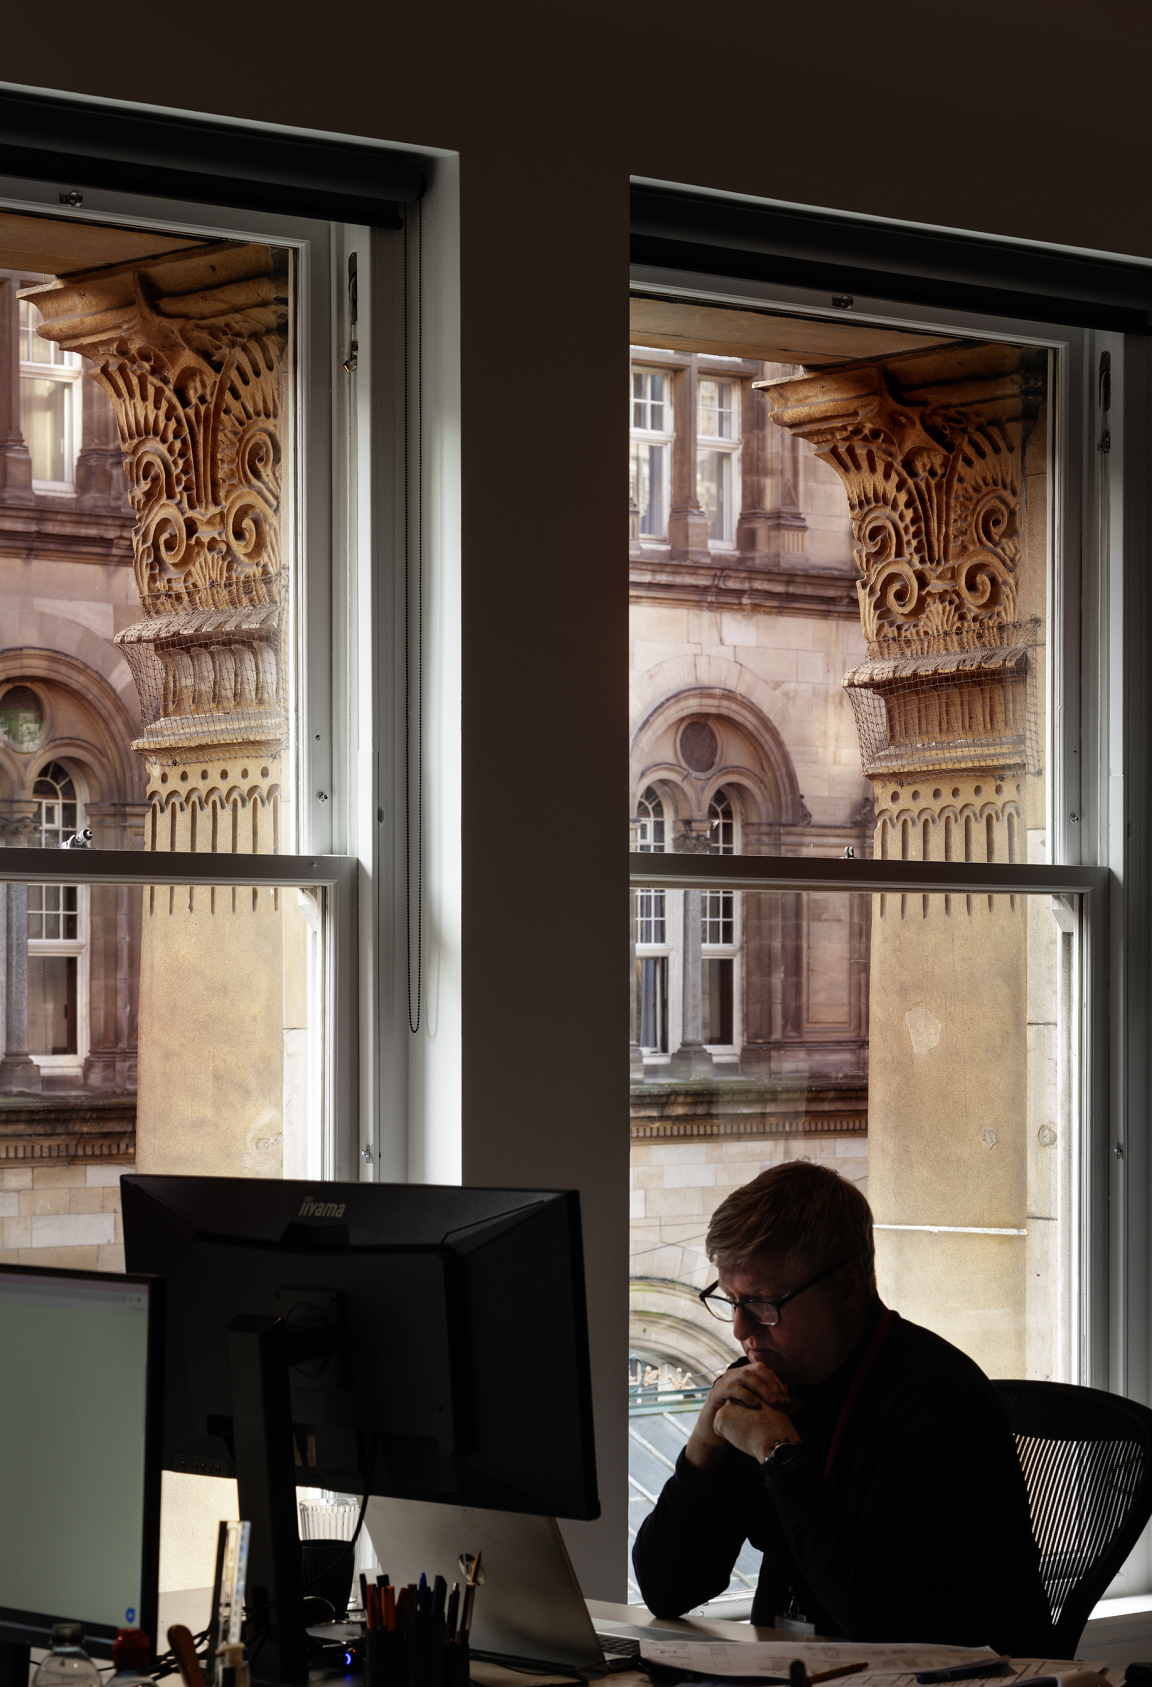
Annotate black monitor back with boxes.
[121,1176,599,1521]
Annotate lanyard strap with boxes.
[822,1302,892,1480]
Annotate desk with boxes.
[469,1600,788,1685]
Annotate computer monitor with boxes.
[120,1176,599,1684]
[0,1265,163,1672]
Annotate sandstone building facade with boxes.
[628,341,873,1384]
[0,269,143,1268]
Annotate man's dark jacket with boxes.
[632,1306,1056,1656]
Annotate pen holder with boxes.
[365,1629,392,1687]
[404,1616,445,1687]
[443,1640,469,1687]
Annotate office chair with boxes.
[994,1380,1152,1657]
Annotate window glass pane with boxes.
[19,299,80,368]
[28,954,77,1054]
[632,442,667,537]
[696,448,730,542]
[630,309,1052,865]
[20,375,73,483]
[698,378,718,437]
[628,882,1079,1602]
[0,208,313,1261]
[0,874,326,1267]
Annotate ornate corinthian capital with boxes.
[762,342,1046,780]
[24,242,288,762]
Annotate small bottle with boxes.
[32,1624,100,1687]
[108,1629,153,1687]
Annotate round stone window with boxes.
[679,718,718,772]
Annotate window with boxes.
[19,296,82,487]
[26,762,87,1070]
[635,786,666,852]
[630,369,673,538]
[697,376,739,543]
[626,272,1119,1600]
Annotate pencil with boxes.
[810,1664,868,1683]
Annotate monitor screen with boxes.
[0,1266,162,1657]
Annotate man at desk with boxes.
[632,1162,1055,1655]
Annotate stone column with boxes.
[668,356,709,562]
[29,242,298,1176]
[0,277,33,503]
[736,373,807,563]
[0,801,41,1093]
[763,342,1047,1378]
[671,828,712,1077]
[83,801,148,1092]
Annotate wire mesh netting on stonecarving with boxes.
[841,618,1044,783]
[114,570,286,768]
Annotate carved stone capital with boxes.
[762,342,1046,780]
[24,242,288,775]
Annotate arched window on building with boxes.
[635,786,669,1055]
[28,760,87,1074]
[703,787,738,1049]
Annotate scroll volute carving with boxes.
[761,342,1045,653]
[24,242,288,757]
[761,343,1046,781]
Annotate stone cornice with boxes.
[0,1095,135,1160]
[629,1076,867,1140]
[630,557,859,618]
[0,496,134,567]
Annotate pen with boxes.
[359,1571,369,1615]
[916,1663,1009,1683]
[445,1583,460,1642]
[432,1575,447,1630]
[790,1660,808,1687]
[811,1665,868,1684]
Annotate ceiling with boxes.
[629,296,960,368]
[0,210,210,278]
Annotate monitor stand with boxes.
[227,1315,312,1685]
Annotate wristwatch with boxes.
[762,1438,804,1478]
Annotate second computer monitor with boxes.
[121,1175,599,1521]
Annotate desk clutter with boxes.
[351,1557,481,1687]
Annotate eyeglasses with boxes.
[698,1257,852,1327]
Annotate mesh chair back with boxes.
[994,1380,1152,1657]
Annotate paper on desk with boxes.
[636,1642,1121,1687]
[638,1641,1000,1677]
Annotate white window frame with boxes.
[27,884,89,1073]
[630,361,675,539]
[0,138,462,1190]
[696,366,741,547]
[629,253,1148,1586]
[17,292,84,490]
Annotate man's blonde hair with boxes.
[706,1160,876,1290]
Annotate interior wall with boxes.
[8,0,1152,1603]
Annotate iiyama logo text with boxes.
[298,1196,346,1219]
